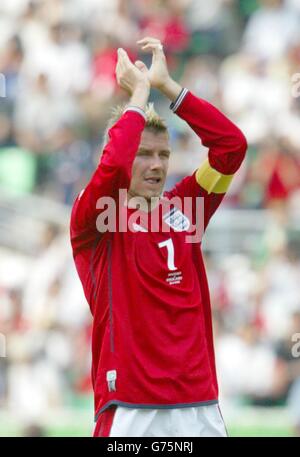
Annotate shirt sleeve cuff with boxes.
[124,106,147,121]
[169,88,189,113]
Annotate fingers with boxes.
[117,48,133,68]
[139,43,164,54]
[137,37,161,45]
[117,48,126,66]
[134,60,148,73]
[137,38,164,56]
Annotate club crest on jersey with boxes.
[163,207,190,232]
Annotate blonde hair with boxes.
[102,102,168,146]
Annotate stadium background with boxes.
[1,0,300,437]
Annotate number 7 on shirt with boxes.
[158,238,177,271]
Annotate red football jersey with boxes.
[70,90,247,421]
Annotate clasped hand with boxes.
[115,37,170,94]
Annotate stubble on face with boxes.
[128,129,170,209]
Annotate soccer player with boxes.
[70,37,247,437]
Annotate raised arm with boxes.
[137,37,247,195]
[71,48,150,235]
[169,89,247,194]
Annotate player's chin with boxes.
[142,181,164,199]
[145,192,160,201]
[142,187,163,200]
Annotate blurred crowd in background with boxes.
[1,0,300,436]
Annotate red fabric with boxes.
[140,16,190,52]
[175,92,247,175]
[265,154,300,203]
[91,47,137,93]
[93,406,117,437]
[70,91,247,420]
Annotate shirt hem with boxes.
[94,398,219,422]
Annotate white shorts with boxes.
[103,404,228,437]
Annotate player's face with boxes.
[128,129,170,201]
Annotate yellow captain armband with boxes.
[195,159,234,194]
